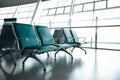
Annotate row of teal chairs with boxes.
[62,28,87,54]
[0,23,86,71]
[53,28,87,54]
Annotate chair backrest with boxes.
[12,23,40,49]
[1,23,17,49]
[53,29,65,44]
[70,30,79,43]
[35,25,55,46]
[62,29,73,43]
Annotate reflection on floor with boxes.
[0,48,120,80]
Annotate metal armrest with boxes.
[18,37,29,54]
[78,37,87,44]
[66,37,74,43]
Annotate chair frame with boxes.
[62,29,87,54]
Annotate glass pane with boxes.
[28,12,34,17]
[30,6,36,11]
[0,20,4,29]
[19,7,31,12]
[95,9,120,18]
[0,14,7,19]
[56,7,64,14]
[74,5,82,12]
[84,3,93,11]
[72,12,94,26]
[58,0,72,7]
[42,10,48,15]
[17,18,28,23]
[41,1,58,9]
[95,1,106,9]
[108,0,120,7]
[15,3,37,24]
[98,27,120,49]
[49,9,56,15]
[64,7,71,13]
[75,0,85,4]
[52,22,69,28]
[75,0,94,4]
[17,12,29,18]
[52,14,69,27]
[26,18,32,23]
[54,14,69,22]
[39,16,54,24]
[94,8,120,25]
[72,12,93,21]
[72,28,95,47]
[7,14,13,18]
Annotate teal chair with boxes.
[62,29,87,54]
[12,23,51,71]
[0,23,17,65]
[35,25,73,59]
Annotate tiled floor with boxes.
[0,48,120,80]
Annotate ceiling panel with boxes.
[0,0,50,8]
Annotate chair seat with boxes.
[55,44,71,48]
[27,45,58,51]
[69,43,77,46]
[38,45,58,52]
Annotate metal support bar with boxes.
[22,54,46,71]
[95,17,98,49]
[54,48,73,60]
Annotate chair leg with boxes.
[22,56,30,65]
[47,52,49,58]
[71,47,75,53]
[54,50,59,58]
[22,54,46,71]
[9,52,17,65]
[0,53,4,62]
[78,46,87,55]
[62,49,73,60]
[31,55,46,71]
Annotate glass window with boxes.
[0,14,7,19]
[52,14,69,27]
[75,0,85,4]
[42,10,48,15]
[48,8,56,15]
[74,5,83,12]
[58,0,72,7]
[39,16,54,24]
[98,27,120,49]
[95,8,120,19]
[84,3,93,11]
[26,18,32,23]
[17,12,29,18]
[54,14,69,22]
[28,12,34,17]
[7,14,14,18]
[95,1,106,9]
[17,18,26,23]
[0,6,17,26]
[72,12,94,26]
[41,1,58,9]
[108,0,120,7]
[72,12,93,21]
[64,7,71,13]
[14,3,37,24]
[75,0,94,4]
[19,7,31,12]
[56,7,64,14]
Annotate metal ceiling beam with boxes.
[0,0,49,8]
